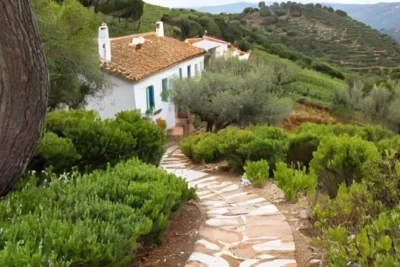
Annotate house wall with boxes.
[215,44,228,57]
[86,55,205,130]
[85,74,135,119]
[134,55,205,129]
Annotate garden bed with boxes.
[132,202,204,267]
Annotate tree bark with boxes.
[206,121,213,132]
[0,0,48,196]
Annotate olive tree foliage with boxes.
[333,80,400,132]
[98,0,144,22]
[32,0,106,110]
[170,58,294,132]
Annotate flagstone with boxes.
[206,216,245,227]
[207,207,230,215]
[246,224,293,239]
[159,148,297,267]
[240,259,260,267]
[253,239,296,252]
[199,226,243,244]
[248,205,280,216]
[199,193,218,200]
[190,177,218,187]
[197,190,213,196]
[196,239,221,251]
[255,259,296,267]
[188,252,230,267]
[246,215,286,226]
[196,181,220,189]
[213,184,240,193]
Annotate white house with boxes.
[185,35,250,61]
[86,22,205,129]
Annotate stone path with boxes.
[160,147,297,267]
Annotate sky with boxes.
[144,0,400,8]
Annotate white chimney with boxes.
[156,21,164,37]
[98,22,111,62]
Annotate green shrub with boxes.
[324,209,400,266]
[274,162,317,201]
[244,160,270,187]
[311,61,345,80]
[0,158,192,266]
[313,182,384,232]
[115,110,166,165]
[180,133,204,158]
[310,135,380,197]
[286,132,320,167]
[34,132,81,171]
[192,133,220,163]
[217,127,256,168]
[362,154,400,209]
[35,110,165,172]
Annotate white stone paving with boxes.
[160,148,297,267]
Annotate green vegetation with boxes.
[0,158,193,266]
[32,0,105,109]
[274,162,317,201]
[0,107,193,265]
[253,48,347,107]
[244,160,270,187]
[333,81,400,131]
[170,58,293,131]
[180,122,400,264]
[30,110,165,173]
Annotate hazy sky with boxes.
[144,0,400,8]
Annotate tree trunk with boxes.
[0,0,49,196]
[206,121,213,132]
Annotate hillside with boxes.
[105,2,400,77]
[383,28,400,42]
[245,3,400,75]
[197,2,258,14]
[328,2,400,30]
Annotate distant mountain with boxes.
[328,2,400,30]
[197,2,258,14]
[382,28,400,42]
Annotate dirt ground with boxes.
[132,202,204,267]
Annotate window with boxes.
[195,64,198,74]
[200,62,203,70]
[146,86,155,111]
[161,78,169,102]
[179,68,183,79]
[187,65,191,78]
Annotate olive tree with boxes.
[170,58,293,132]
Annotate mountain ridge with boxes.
[197,2,258,14]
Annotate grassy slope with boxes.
[253,48,346,107]
[104,4,170,37]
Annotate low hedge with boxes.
[0,158,194,266]
[31,110,166,173]
[180,126,289,170]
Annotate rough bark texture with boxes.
[0,0,48,196]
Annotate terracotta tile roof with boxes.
[186,36,229,45]
[100,33,205,81]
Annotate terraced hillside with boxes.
[244,4,400,75]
